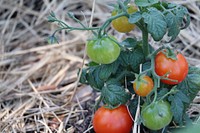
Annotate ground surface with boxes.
[0,0,200,133]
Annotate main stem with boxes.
[142,28,149,57]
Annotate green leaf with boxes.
[129,47,146,72]
[168,88,189,124]
[177,74,200,101]
[120,38,137,49]
[119,43,145,72]
[165,5,190,42]
[47,11,56,22]
[168,94,184,124]
[174,6,190,29]
[142,7,167,41]
[128,12,142,24]
[165,12,180,42]
[101,84,131,108]
[188,66,200,74]
[177,66,200,102]
[157,88,169,100]
[79,69,88,84]
[86,67,104,91]
[47,16,56,23]
[175,91,190,103]
[170,66,200,124]
[135,0,159,7]
[98,61,119,80]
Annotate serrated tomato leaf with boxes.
[128,12,142,24]
[79,68,88,84]
[101,84,131,108]
[177,74,200,101]
[173,6,190,29]
[135,0,159,7]
[176,91,190,103]
[165,5,190,42]
[165,12,180,42]
[119,46,145,72]
[157,88,169,100]
[168,94,184,124]
[84,67,104,91]
[188,66,200,74]
[170,66,200,125]
[98,61,119,81]
[120,38,137,49]
[142,7,167,41]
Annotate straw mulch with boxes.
[0,0,200,132]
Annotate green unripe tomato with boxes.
[141,100,173,130]
[86,36,120,64]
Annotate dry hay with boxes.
[0,0,200,132]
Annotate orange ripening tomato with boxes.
[155,51,188,85]
[93,105,133,133]
[111,4,137,33]
[133,75,154,97]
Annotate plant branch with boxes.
[142,27,149,57]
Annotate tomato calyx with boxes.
[133,74,147,90]
[161,48,178,60]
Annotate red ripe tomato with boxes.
[155,50,188,85]
[93,105,133,133]
[133,75,154,97]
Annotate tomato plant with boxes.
[86,35,120,64]
[155,49,188,85]
[48,0,200,132]
[141,100,173,130]
[93,105,133,133]
[111,4,137,33]
[133,75,154,97]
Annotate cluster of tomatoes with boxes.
[86,4,189,133]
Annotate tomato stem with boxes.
[159,86,178,101]
[117,0,128,14]
[142,27,150,57]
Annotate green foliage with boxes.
[48,0,199,132]
[142,7,167,41]
[119,48,145,72]
[168,90,190,125]
[47,11,56,22]
[165,5,190,41]
[80,38,145,106]
[168,67,200,125]
[120,38,137,49]
[128,12,142,24]
[135,0,159,7]
[101,84,131,108]
[134,1,190,42]
[177,66,200,102]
